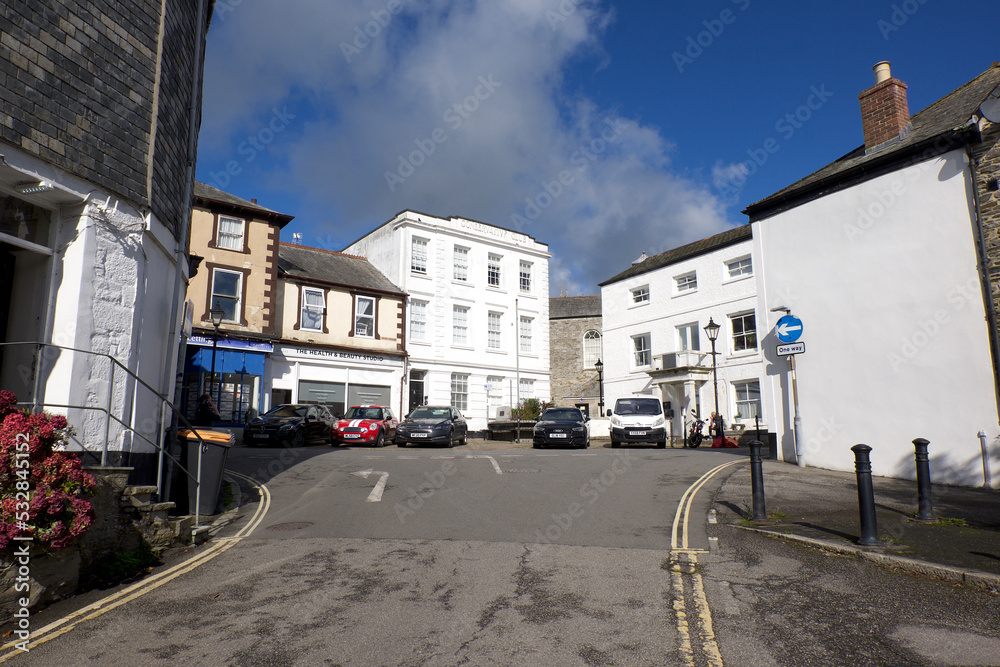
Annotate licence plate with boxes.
[628,430,647,436]
[343,433,360,439]
[253,433,269,439]
[412,433,429,438]
[550,433,567,438]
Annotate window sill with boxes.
[726,349,760,361]
[672,289,698,298]
[628,301,650,310]
[722,273,753,286]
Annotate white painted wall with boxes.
[345,211,552,431]
[753,150,999,486]
[600,233,765,440]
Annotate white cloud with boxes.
[199,0,732,294]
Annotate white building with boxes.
[745,62,1000,486]
[599,226,765,443]
[344,210,552,432]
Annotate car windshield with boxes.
[409,407,451,420]
[262,405,306,419]
[615,399,661,416]
[344,407,383,420]
[541,409,584,421]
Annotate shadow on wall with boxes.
[890,447,997,489]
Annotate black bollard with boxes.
[749,440,767,521]
[851,444,881,546]
[912,438,935,522]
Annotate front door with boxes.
[408,372,424,415]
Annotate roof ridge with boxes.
[280,242,368,261]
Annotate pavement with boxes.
[712,453,1000,592]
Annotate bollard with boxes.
[912,438,935,522]
[749,440,768,522]
[851,444,881,546]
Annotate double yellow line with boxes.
[0,471,270,661]
[669,459,744,667]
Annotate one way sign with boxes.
[775,314,803,343]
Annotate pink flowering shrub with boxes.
[0,390,95,553]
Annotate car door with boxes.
[305,406,321,441]
[384,407,397,438]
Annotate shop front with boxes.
[268,344,405,419]
[184,335,272,425]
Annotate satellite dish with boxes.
[981,99,1000,124]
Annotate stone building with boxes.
[548,295,603,415]
[0,0,215,483]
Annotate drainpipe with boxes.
[966,143,1000,421]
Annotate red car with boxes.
[332,405,398,446]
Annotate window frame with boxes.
[452,305,469,346]
[299,286,326,333]
[675,272,698,294]
[730,311,758,352]
[451,373,469,411]
[411,237,429,275]
[212,214,248,253]
[518,378,535,402]
[409,299,428,342]
[519,316,532,353]
[488,311,503,350]
[353,295,377,338]
[733,379,762,419]
[208,266,247,325]
[631,285,650,304]
[582,330,602,368]
[726,255,753,279]
[632,333,651,368]
[453,245,469,282]
[676,322,700,351]
[487,253,502,288]
[519,260,532,293]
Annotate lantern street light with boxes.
[595,358,604,416]
[704,318,721,439]
[209,302,226,415]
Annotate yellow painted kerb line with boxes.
[0,471,270,661]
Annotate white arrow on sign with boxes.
[352,469,389,502]
[776,322,802,338]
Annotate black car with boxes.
[243,404,335,447]
[533,408,590,449]
[395,406,468,447]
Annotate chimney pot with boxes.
[251,198,258,204]
[873,61,892,84]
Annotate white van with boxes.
[607,395,667,448]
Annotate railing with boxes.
[0,341,213,535]
[655,351,710,371]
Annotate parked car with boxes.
[533,407,590,449]
[243,404,335,447]
[395,406,467,448]
[607,395,667,448]
[332,405,398,446]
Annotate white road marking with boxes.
[466,454,503,474]
[352,469,390,502]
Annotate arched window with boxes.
[583,330,602,368]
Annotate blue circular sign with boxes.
[776,314,803,343]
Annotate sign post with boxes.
[775,313,804,467]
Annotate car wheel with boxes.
[374,430,385,448]
[657,440,667,448]
[460,432,467,446]
[291,429,306,448]
[611,441,620,448]
[397,440,406,448]
[532,442,541,449]
[446,428,454,448]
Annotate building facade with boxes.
[549,295,603,415]
[599,226,764,443]
[183,181,292,424]
[0,1,214,482]
[344,211,551,432]
[269,244,407,419]
[746,62,1000,485]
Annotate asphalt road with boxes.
[4,442,998,666]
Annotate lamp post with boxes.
[704,318,721,439]
[595,359,604,416]
[209,302,225,417]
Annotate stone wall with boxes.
[0,0,212,234]
[972,119,1000,350]
[549,315,602,411]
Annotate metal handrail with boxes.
[1,341,218,533]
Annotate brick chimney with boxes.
[858,61,910,152]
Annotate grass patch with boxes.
[79,542,161,592]
[935,517,968,527]
[769,510,788,522]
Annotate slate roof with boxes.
[193,181,294,226]
[598,225,752,287]
[550,295,602,319]
[278,243,404,295]
[745,62,1000,219]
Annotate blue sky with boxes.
[195,0,997,296]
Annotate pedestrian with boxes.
[711,412,726,448]
[195,393,221,427]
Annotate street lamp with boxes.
[209,302,225,417]
[595,359,604,416]
[704,318,721,439]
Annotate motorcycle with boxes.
[686,417,706,448]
